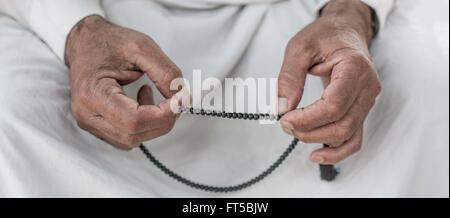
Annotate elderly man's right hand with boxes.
[65,15,182,150]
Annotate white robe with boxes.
[0,0,448,197]
[0,0,394,61]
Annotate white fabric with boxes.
[314,0,395,28]
[0,0,448,197]
[0,0,104,61]
[361,0,395,27]
[0,0,393,61]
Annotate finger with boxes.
[76,118,134,150]
[138,85,155,105]
[115,70,145,86]
[310,127,363,165]
[129,123,175,144]
[328,142,344,148]
[308,48,364,77]
[286,87,375,144]
[277,41,316,114]
[281,61,362,131]
[79,114,175,149]
[133,47,183,99]
[93,78,177,134]
[309,61,334,77]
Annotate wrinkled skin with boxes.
[66,0,381,165]
[65,15,182,150]
[278,0,382,164]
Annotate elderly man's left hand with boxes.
[277,0,382,164]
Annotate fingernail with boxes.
[169,96,181,114]
[312,155,325,164]
[277,97,289,115]
[280,120,294,136]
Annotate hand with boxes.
[66,15,182,150]
[277,0,381,164]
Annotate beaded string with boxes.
[139,106,337,193]
[178,106,284,121]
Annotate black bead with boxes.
[139,105,300,193]
[277,114,283,120]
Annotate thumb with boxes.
[138,85,155,106]
[277,47,314,114]
[134,46,183,99]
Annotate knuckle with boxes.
[123,135,141,147]
[164,108,177,121]
[344,53,375,75]
[326,103,344,120]
[278,72,305,90]
[162,119,176,135]
[125,37,151,53]
[77,86,92,106]
[333,124,353,141]
[71,104,83,122]
[374,81,382,96]
[286,38,312,57]
[293,131,311,143]
[162,125,173,135]
[168,118,176,128]
[162,67,182,86]
[341,117,358,133]
[351,142,362,153]
[76,121,88,131]
[353,54,372,67]
[126,41,141,53]
[118,146,133,151]
[295,118,310,130]
[286,38,300,53]
[340,128,353,141]
[124,114,140,134]
[277,76,292,90]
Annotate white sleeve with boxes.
[313,0,396,29]
[359,0,395,28]
[0,0,105,61]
